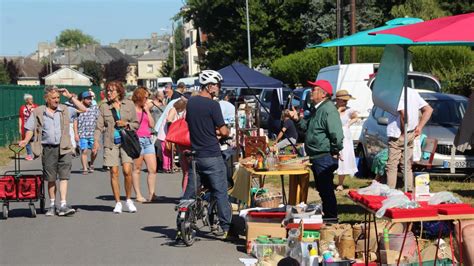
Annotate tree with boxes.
[38,63,60,85]
[78,60,103,85]
[3,58,20,84]
[104,59,129,82]
[390,0,449,21]
[0,62,9,84]
[56,29,98,49]
[161,22,186,80]
[182,0,309,69]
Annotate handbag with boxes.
[166,117,191,147]
[111,108,142,159]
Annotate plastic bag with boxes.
[382,189,404,197]
[375,195,419,218]
[428,191,462,205]
[413,135,422,162]
[358,180,391,196]
[371,149,388,176]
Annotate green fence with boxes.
[0,84,102,147]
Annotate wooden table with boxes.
[229,166,311,206]
[350,197,474,266]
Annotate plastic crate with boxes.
[385,207,438,219]
[251,242,286,260]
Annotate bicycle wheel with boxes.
[208,199,232,231]
[180,210,196,246]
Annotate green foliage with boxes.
[390,0,449,20]
[56,29,98,48]
[411,46,474,96]
[271,48,336,87]
[161,23,185,80]
[104,59,129,83]
[3,58,20,84]
[0,63,9,84]
[438,0,474,15]
[78,60,103,85]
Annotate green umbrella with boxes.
[308,18,424,48]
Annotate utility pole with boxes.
[172,22,176,72]
[336,0,344,64]
[245,0,252,68]
[350,0,356,63]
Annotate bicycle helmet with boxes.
[199,70,223,85]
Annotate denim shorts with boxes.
[139,137,155,155]
[79,138,94,150]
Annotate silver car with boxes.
[357,91,473,177]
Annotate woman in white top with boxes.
[335,90,359,191]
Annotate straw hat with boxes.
[336,90,355,100]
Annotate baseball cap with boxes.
[307,79,333,95]
[80,91,93,99]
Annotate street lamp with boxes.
[246,0,252,68]
[160,25,176,72]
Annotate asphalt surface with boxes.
[0,152,250,265]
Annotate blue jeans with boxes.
[311,154,339,219]
[182,156,231,231]
[25,143,32,156]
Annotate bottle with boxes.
[309,245,318,266]
[383,228,390,250]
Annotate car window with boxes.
[426,99,467,125]
[261,90,273,103]
[407,76,440,92]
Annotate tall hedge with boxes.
[271,46,473,96]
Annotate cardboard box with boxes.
[246,221,287,254]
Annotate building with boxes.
[110,33,170,58]
[44,67,92,86]
[137,50,168,90]
[182,19,201,77]
[1,57,43,85]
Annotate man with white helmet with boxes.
[182,70,231,239]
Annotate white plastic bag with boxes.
[375,195,419,218]
[428,191,462,205]
[358,180,391,196]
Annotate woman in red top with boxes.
[131,87,158,202]
[18,94,38,160]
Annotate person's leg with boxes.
[155,140,163,172]
[198,156,231,232]
[57,153,72,202]
[161,141,171,171]
[123,163,133,200]
[110,166,121,202]
[311,154,339,219]
[177,146,190,192]
[337,175,346,191]
[143,153,157,200]
[81,149,89,173]
[89,138,97,166]
[42,146,59,214]
[132,155,146,202]
[385,137,403,189]
[400,132,415,191]
[25,143,32,156]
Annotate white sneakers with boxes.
[113,200,137,214]
[113,202,122,214]
[125,199,137,213]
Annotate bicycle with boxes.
[175,150,233,246]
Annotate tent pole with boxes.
[403,46,409,193]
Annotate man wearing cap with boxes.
[75,91,100,174]
[289,79,343,219]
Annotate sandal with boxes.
[149,194,158,202]
[88,162,94,173]
[82,169,89,175]
[136,197,147,203]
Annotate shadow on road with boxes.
[96,195,127,201]
[74,204,114,212]
[2,208,34,218]
[142,196,180,204]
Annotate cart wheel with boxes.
[2,204,8,220]
[29,204,37,218]
[40,199,46,214]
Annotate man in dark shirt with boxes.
[182,70,231,239]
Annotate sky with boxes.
[0,0,184,56]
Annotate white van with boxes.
[316,63,378,145]
[157,77,173,91]
[177,77,199,89]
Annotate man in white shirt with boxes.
[385,88,433,190]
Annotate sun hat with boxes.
[307,79,333,95]
[336,90,356,100]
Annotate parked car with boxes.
[358,91,473,177]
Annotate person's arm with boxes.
[166,108,177,123]
[93,106,104,154]
[73,119,79,143]
[18,114,35,147]
[348,110,359,127]
[211,102,229,137]
[415,104,433,136]
[399,110,405,135]
[60,89,87,112]
[275,126,287,143]
[18,117,23,136]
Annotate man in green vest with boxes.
[289,80,343,220]
[19,86,86,217]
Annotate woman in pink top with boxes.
[131,87,157,202]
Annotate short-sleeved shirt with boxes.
[186,95,225,158]
[282,118,298,140]
[387,88,428,138]
[77,105,100,138]
[24,106,78,145]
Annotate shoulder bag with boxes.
[165,112,191,147]
[111,108,143,159]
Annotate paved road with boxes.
[0,153,249,265]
